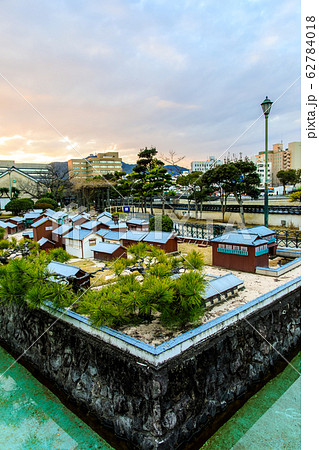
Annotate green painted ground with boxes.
[201,353,301,449]
[0,345,113,449]
[0,344,301,450]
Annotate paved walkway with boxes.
[201,353,301,449]
[0,345,113,449]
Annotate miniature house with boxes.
[91,242,127,261]
[211,227,277,273]
[142,231,178,253]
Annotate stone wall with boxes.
[0,279,301,449]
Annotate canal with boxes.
[0,346,300,449]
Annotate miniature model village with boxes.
[0,208,300,345]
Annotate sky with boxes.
[0,0,301,168]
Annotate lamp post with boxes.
[261,96,273,227]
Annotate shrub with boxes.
[48,247,71,263]
[5,198,34,215]
[289,190,301,202]
[149,215,174,232]
[35,197,58,210]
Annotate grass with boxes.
[178,243,212,265]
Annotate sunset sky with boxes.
[0,0,300,167]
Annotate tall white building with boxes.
[191,156,222,173]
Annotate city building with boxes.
[0,161,49,181]
[68,152,122,180]
[255,161,272,186]
[191,156,222,173]
[254,142,300,187]
[0,167,41,199]
[288,142,301,171]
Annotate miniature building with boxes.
[126,218,149,232]
[38,237,56,252]
[80,220,109,233]
[51,224,73,249]
[32,217,59,242]
[63,229,103,258]
[46,261,91,290]
[120,231,148,248]
[6,216,25,232]
[244,226,277,256]
[91,242,127,261]
[211,227,275,273]
[0,220,17,236]
[142,231,178,253]
[24,211,42,227]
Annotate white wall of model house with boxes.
[65,232,103,258]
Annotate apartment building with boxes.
[68,152,122,180]
[254,143,297,186]
[191,156,222,173]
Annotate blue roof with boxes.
[47,261,83,277]
[143,231,175,244]
[101,231,125,241]
[203,273,244,300]
[211,231,268,246]
[121,231,148,242]
[24,212,41,220]
[38,237,54,246]
[3,221,17,228]
[127,218,148,225]
[80,220,104,230]
[22,231,33,238]
[8,216,24,222]
[0,220,10,228]
[91,242,122,254]
[32,216,55,228]
[70,213,90,223]
[52,224,72,235]
[245,226,275,237]
[97,211,112,220]
[63,228,92,241]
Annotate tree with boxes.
[176,172,210,219]
[202,165,232,222]
[277,169,299,195]
[128,147,172,214]
[0,187,20,199]
[5,198,34,215]
[204,161,260,225]
[149,215,174,232]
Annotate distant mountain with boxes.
[122,162,136,174]
[164,165,189,175]
[122,162,189,176]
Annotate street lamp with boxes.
[261,96,273,227]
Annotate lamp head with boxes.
[261,96,273,116]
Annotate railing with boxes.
[173,222,301,249]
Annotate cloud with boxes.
[0,0,301,167]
